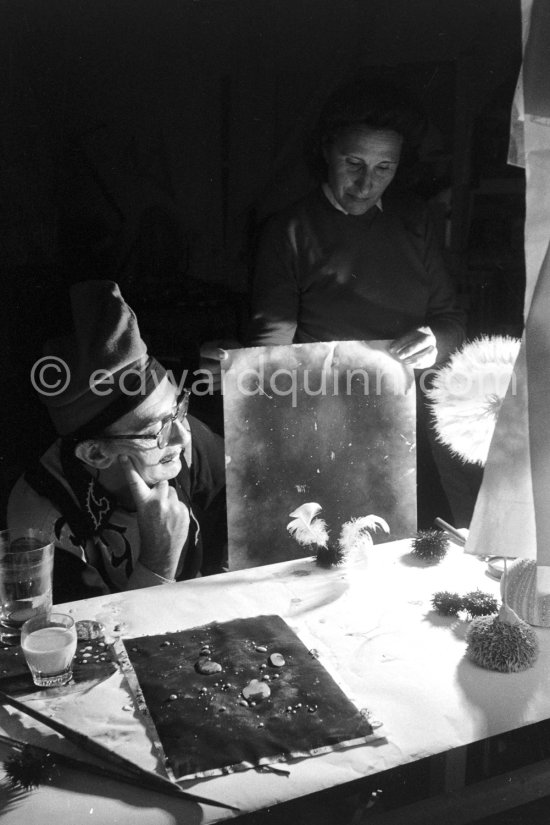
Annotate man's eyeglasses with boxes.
[99,389,190,450]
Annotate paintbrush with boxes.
[0,732,187,796]
[434,517,467,547]
[0,689,239,810]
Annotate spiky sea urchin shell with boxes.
[315,543,347,568]
[411,530,449,563]
[466,605,539,672]
[462,589,499,618]
[431,591,463,616]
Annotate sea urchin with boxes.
[431,591,463,616]
[411,529,449,563]
[466,604,539,672]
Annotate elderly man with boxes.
[8,280,226,602]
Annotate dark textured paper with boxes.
[123,614,374,780]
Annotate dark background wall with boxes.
[0,0,523,519]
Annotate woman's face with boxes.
[323,127,403,216]
[100,377,191,487]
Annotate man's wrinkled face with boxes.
[101,377,191,486]
[323,128,402,216]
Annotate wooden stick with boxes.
[434,518,466,547]
[0,732,194,798]
[0,689,239,811]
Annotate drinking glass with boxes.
[0,529,54,646]
[21,613,77,688]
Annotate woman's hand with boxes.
[389,326,437,369]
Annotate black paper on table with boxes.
[123,614,374,780]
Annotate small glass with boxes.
[21,613,77,688]
[0,528,54,646]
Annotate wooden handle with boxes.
[434,518,466,546]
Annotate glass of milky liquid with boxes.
[0,529,54,646]
[21,613,77,687]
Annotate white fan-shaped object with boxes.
[427,335,520,466]
[502,558,550,627]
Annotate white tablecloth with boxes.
[1,539,549,824]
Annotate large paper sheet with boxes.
[467,0,550,575]
[223,340,416,569]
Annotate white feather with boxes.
[287,502,329,548]
[339,515,390,556]
[288,502,323,521]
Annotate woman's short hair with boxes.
[309,77,428,178]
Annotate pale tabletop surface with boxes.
[1,539,549,824]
